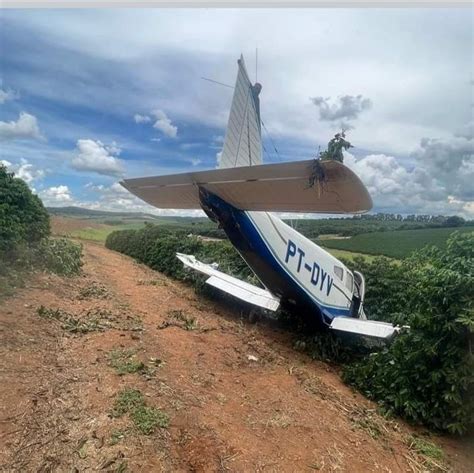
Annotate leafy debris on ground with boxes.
[158,309,199,331]
[77,281,111,300]
[111,388,169,435]
[37,305,143,333]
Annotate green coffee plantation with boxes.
[319,226,474,259]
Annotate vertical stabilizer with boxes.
[219,55,263,169]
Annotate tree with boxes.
[445,215,465,227]
[0,164,50,257]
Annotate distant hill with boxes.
[46,206,210,225]
[47,206,160,220]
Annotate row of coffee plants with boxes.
[0,164,83,297]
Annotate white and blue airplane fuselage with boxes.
[199,188,361,329]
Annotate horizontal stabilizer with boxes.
[176,253,280,311]
[329,316,400,340]
[121,160,372,214]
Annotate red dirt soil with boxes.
[1,241,472,472]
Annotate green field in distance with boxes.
[318,226,474,259]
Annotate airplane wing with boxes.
[329,316,404,341]
[178,252,405,340]
[176,253,280,311]
[121,159,372,214]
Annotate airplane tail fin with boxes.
[218,55,263,169]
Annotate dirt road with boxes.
[1,242,471,472]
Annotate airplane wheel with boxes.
[248,308,260,324]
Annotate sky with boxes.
[1,8,473,217]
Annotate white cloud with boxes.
[180,142,201,150]
[39,185,72,205]
[0,112,43,141]
[209,135,225,150]
[72,139,124,177]
[3,9,470,156]
[0,88,18,104]
[134,113,151,124]
[134,109,178,138]
[151,109,178,138]
[344,126,474,217]
[2,9,471,217]
[84,181,204,216]
[310,95,372,130]
[0,158,44,184]
[411,134,474,202]
[216,151,223,168]
[190,158,201,166]
[16,159,45,184]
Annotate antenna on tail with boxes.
[200,77,234,89]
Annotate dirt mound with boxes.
[1,242,472,472]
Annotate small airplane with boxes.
[121,55,400,341]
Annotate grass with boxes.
[408,435,444,461]
[108,348,147,376]
[323,248,378,263]
[70,223,146,243]
[319,227,473,259]
[131,405,170,434]
[111,388,145,417]
[406,435,447,472]
[111,388,169,435]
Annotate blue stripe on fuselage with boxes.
[199,189,350,323]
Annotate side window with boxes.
[334,266,343,281]
[345,271,353,292]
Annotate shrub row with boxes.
[0,164,83,298]
[105,224,255,284]
[106,224,473,435]
[342,232,473,434]
[0,164,50,258]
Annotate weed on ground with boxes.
[159,309,198,331]
[109,429,127,446]
[137,279,167,287]
[406,435,447,472]
[111,388,145,417]
[111,388,169,436]
[131,405,170,434]
[107,348,152,376]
